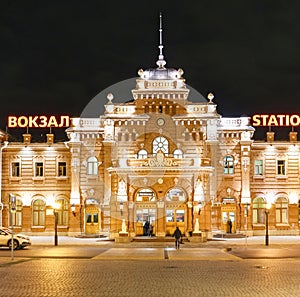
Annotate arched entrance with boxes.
[135,188,157,236]
[85,198,100,235]
[165,188,187,236]
[221,197,237,233]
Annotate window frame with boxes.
[152,136,169,155]
[252,197,266,224]
[35,162,44,177]
[254,160,263,176]
[277,160,286,175]
[223,155,234,174]
[11,162,20,177]
[58,161,67,177]
[87,156,98,176]
[32,199,46,226]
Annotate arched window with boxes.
[87,157,98,175]
[173,149,183,158]
[137,149,148,159]
[223,155,234,174]
[152,136,168,155]
[11,199,22,227]
[166,188,186,202]
[136,189,156,202]
[275,197,288,223]
[55,198,69,226]
[252,197,266,224]
[32,199,46,226]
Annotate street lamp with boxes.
[53,201,60,246]
[265,202,271,246]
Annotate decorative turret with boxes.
[132,13,189,100]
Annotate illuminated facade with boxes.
[0,18,300,238]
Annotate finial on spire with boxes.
[156,12,166,69]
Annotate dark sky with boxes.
[1,0,300,141]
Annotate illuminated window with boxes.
[55,198,68,225]
[173,149,183,158]
[11,162,20,177]
[137,149,148,159]
[277,160,285,175]
[166,188,186,202]
[32,199,46,226]
[223,155,234,174]
[252,197,266,224]
[87,157,98,175]
[11,199,22,227]
[166,210,174,222]
[58,162,67,176]
[152,136,168,155]
[254,160,263,175]
[86,213,98,223]
[275,197,288,223]
[35,162,44,177]
[176,209,185,222]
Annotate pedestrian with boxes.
[227,219,232,233]
[144,221,150,236]
[172,226,182,249]
[148,223,153,237]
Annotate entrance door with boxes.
[166,208,185,236]
[85,205,99,235]
[221,211,235,233]
[136,208,156,236]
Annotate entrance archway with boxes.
[135,188,157,236]
[165,188,187,236]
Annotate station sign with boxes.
[7,115,70,128]
[252,114,300,127]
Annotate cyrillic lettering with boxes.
[47,116,58,127]
[28,116,39,127]
[39,116,48,127]
[18,116,28,128]
[59,116,70,127]
[8,116,17,128]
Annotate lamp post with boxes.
[265,203,271,246]
[53,202,60,246]
[244,203,250,248]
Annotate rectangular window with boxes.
[166,210,174,222]
[11,162,20,177]
[224,156,234,174]
[254,160,263,175]
[35,162,44,177]
[58,162,67,176]
[176,210,184,222]
[277,160,285,175]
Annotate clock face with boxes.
[157,118,165,126]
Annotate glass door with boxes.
[85,205,99,235]
[136,208,156,236]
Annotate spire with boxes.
[156,12,167,69]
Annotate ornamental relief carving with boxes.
[143,151,178,167]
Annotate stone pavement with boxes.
[29,234,300,248]
[1,235,300,265]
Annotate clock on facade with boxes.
[156,118,165,126]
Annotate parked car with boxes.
[0,227,31,249]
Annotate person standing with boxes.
[227,219,232,234]
[144,221,150,236]
[172,227,182,249]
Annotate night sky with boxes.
[1,0,300,141]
